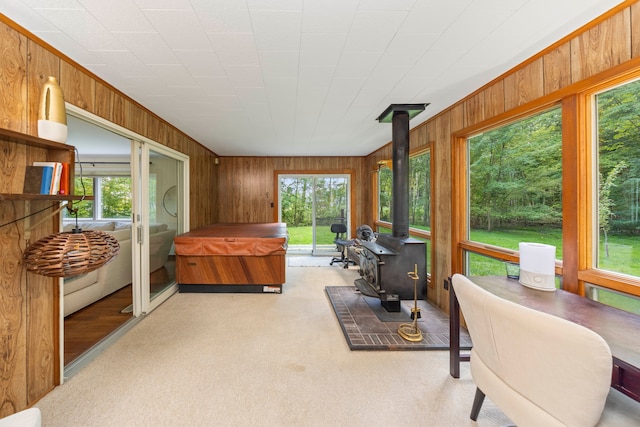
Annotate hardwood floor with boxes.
[64,259,176,367]
[64,285,133,366]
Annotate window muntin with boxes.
[467,107,562,255]
[595,79,640,277]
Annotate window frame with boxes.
[452,69,640,300]
[452,103,563,277]
[373,146,433,241]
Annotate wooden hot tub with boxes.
[174,223,288,293]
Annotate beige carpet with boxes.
[35,263,636,426]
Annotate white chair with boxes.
[0,408,41,427]
[451,273,612,427]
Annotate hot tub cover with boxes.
[174,223,288,257]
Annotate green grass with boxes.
[287,226,339,246]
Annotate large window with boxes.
[595,79,640,277]
[465,107,562,274]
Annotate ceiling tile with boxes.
[5,0,626,156]
[174,50,226,77]
[142,9,212,51]
[249,10,302,34]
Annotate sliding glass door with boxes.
[278,174,350,255]
[132,142,188,314]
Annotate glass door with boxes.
[278,174,350,255]
[313,175,349,255]
[132,142,188,314]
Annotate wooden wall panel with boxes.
[95,82,126,127]
[504,58,544,110]
[25,202,58,404]
[483,81,505,119]
[632,3,640,58]
[571,8,631,82]
[450,104,465,134]
[431,113,452,310]
[0,201,28,417]
[543,43,572,94]
[60,61,95,112]
[0,24,27,132]
[125,101,147,137]
[464,92,484,128]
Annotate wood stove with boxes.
[355,104,428,311]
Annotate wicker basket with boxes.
[23,230,120,278]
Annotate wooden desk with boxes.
[174,223,288,292]
[449,276,640,403]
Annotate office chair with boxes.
[329,223,356,268]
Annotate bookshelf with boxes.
[0,127,87,201]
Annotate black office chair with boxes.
[329,223,356,268]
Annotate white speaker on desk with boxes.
[519,242,556,291]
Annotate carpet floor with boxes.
[326,286,473,351]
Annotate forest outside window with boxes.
[594,79,640,278]
[376,150,432,273]
[466,107,562,275]
[377,150,431,232]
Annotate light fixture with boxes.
[376,103,429,123]
[23,206,119,278]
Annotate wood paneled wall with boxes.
[366,0,640,312]
[0,17,218,416]
[216,156,369,231]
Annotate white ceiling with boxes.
[2,0,624,156]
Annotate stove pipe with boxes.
[377,104,428,239]
[392,111,410,239]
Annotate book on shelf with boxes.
[59,163,70,195]
[32,161,63,195]
[23,165,46,194]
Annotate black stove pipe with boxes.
[391,110,410,239]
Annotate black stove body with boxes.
[355,234,426,301]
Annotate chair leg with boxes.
[470,387,486,421]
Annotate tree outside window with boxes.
[596,79,640,277]
[467,107,562,274]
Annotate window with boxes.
[409,151,431,231]
[375,149,432,274]
[465,107,562,274]
[377,150,431,230]
[594,79,640,277]
[66,176,133,221]
[378,165,392,222]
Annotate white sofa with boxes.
[62,221,175,317]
